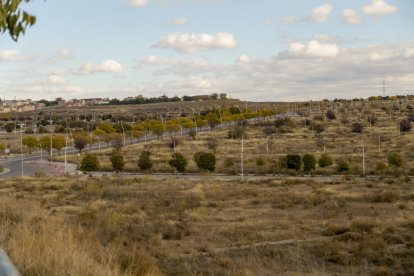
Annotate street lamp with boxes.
[48,119,53,162]
[17,123,25,177]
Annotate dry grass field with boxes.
[55,100,414,176]
[0,175,413,275]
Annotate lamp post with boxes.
[17,123,25,177]
[48,119,53,162]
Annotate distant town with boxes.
[0,93,229,114]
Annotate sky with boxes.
[0,0,413,101]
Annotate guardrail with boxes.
[0,248,19,276]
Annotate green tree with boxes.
[96,122,116,134]
[169,152,188,173]
[80,154,100,172]
[138,150,152,173]
[286,154,302,170]
[5,123,14,133]
[318,154,333,168]
[194,151,216,172]
[302,154,316,173]
[0,0,37,41]
[110,149,124,172]
[22,135,37,153]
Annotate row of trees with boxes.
[80,150,216,174]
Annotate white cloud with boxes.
[237,54,251,64]
[154,32,238,53]
[61,86,84,94]
[129,0,149,7]
[342,9,362,24]
[404,47,414,58]
[56,48,73,59]
[286,40,340,58]
[77,60,123,75]
[0,50,29,61]
[46,75,66,84]
[170,17,187,25]
[309,4,333,23]
[362,0,397,15]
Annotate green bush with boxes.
[388,153,403,167]
[318,154,333,168]
[286,155,302,170]
[80,154,100,172]
[169,152,188,173]
[302,154,316,172]
[194,151,216,172]
[336,160,350,173]
[138,150,153,173]
[110,149,125,172]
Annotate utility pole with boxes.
[381,80,387,97]
[120,121,126,147]
[17,123,25,177]
[241,134,244,182]
[48,119,53,162]
[64,134,68,174]
[378,135,381,152]
[362,137,366,177]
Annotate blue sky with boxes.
[0,0,413,101]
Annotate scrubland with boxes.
[0,175,413,275]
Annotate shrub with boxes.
[110,149,124,172]
[286,155,302,170]
[80,154,99,172]
[224,158,234,168]
[318,154,333,168]
[367,116,378,126]
[227,125,246,139]
[399,119,412,132]
[194,151,216,172]
[326,110,336,120]
[302,154,316,172]
[336,160,350,173]
[169,153,188,173]
[167,137,180,151]
[138,150,153,173]
[312,124,325,134]
[388,153,403,167]
[206,138,219,152]
[351,123,364,134]
[340,117,350,125]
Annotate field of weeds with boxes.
[0,175,413,275]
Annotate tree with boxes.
[227,125,246,139]
[352,123,364,134]
[302,154,316,173]
[110,149,124,172]
[194,151,216,172]
[52,135,65,153]
[138,150,152,173]
[312,123,325,134]
[0,0,37,41]
[399,119,412,133]
[97,122,116,134]
[318,154,333,168]
[206,138,219,153]
[22,135,37,153]
[5,123,14,133]
[169,152,188,173]
[286,155,302,170]
[80,154,100,172]
[388,153,403,167]
[74,137,88,153]
[326,110,336,120]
